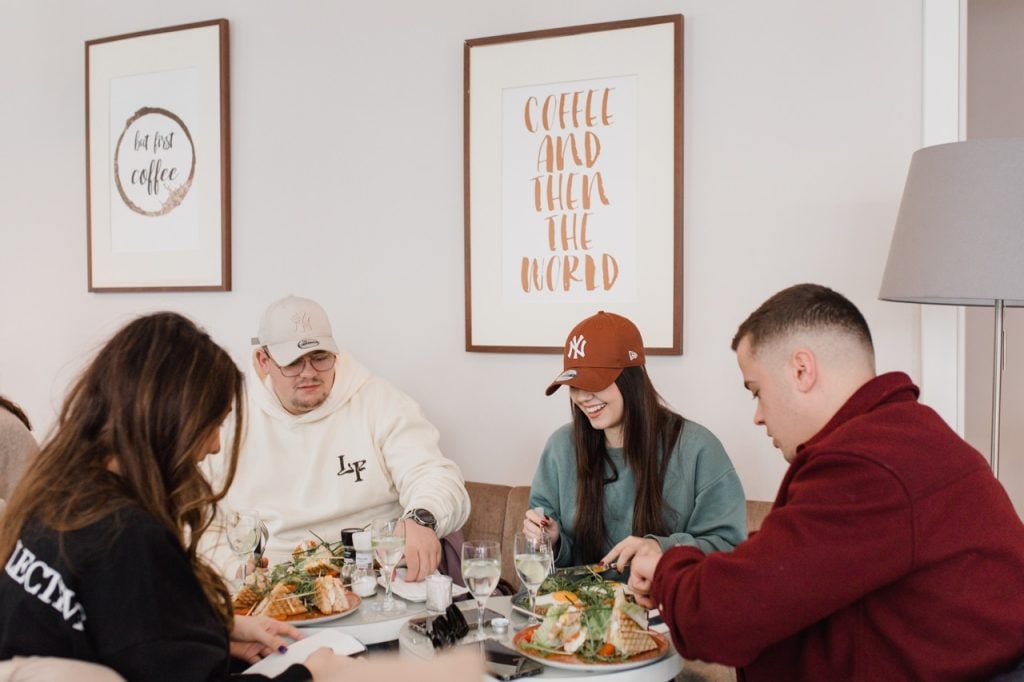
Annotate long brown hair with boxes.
[0,312,244,629]
[572,365,683,563]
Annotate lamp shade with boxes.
[879,138,1024,307]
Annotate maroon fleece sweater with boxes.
[652,372,1024,681]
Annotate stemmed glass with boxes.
[461,540,501,640]
[225,509,261,587]
[514,533,553,624]
[368,518,407,613]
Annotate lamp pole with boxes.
[990,299,1005,478]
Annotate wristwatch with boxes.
[403,508,438,532]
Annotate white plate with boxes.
[510,591,559,618]
[512,624,670,672]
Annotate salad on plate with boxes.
[513,584,666,667]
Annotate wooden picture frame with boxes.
[464,15,683,353]
[86,19,231,292]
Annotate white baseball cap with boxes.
[252,295,340,366]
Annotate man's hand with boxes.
[402,518,441,582]
[229,615,303,664]
[600,535,662,573]
[627,551,663,609]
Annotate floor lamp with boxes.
[879,138,1024,479]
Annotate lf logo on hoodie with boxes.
[337,455,367,482]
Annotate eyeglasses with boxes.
[269,351,336,377]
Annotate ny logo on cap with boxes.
[567,334,587,360]
[291,312,312,333]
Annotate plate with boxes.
[510,568,626,618]
[511,591,561,618]
[512,624,670,672]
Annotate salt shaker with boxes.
[352,530,377,597]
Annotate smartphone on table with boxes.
[478,638,543,680]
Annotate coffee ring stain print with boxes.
[113,107,196,217]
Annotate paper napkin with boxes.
[377,568,470,602]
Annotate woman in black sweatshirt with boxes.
[0,312,348,681]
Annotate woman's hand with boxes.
[523,507,560,547]
[600,536,662,573]
[229,614,303,664]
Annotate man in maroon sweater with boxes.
[629,283,1024,681]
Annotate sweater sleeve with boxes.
[0,409,38,500]
[369,381,470,538]
[528,427,576,567]
[650,452,914,666]
[648,428,747,554]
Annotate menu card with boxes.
[244,628,365,676]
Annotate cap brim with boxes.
[265,336,340,366]
[544,366,623,396]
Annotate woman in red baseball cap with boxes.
[524,311,747,572]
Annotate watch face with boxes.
[414,509,436,527]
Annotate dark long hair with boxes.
[572,365,683,563]
[0,312,245,629]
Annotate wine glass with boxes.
[225,509,261,587]
[514,533,553,624]
[368,517,407,613]
[461,540,501,640]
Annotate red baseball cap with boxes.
[545,312,646,395]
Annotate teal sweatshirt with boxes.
[529,420,747,566]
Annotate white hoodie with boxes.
[205,349,470,567]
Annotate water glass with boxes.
[461,540,501,640]
[368,517,407,613]
[514,533,553,624]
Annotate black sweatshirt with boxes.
[0,506,311,682]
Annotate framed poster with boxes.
[86,19,230,292]
[464,15,682,353]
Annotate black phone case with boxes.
[482,640,543,680]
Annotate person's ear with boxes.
[254,349,271,379]
[790,348,817,393]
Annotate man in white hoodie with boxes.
[209,295,471,581]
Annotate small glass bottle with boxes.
[339,528,360,588]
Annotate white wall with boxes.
[0,0,923,502]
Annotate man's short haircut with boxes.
[731,283,874,354]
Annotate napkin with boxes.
[378,568,470,602]
[244,629,365,676]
